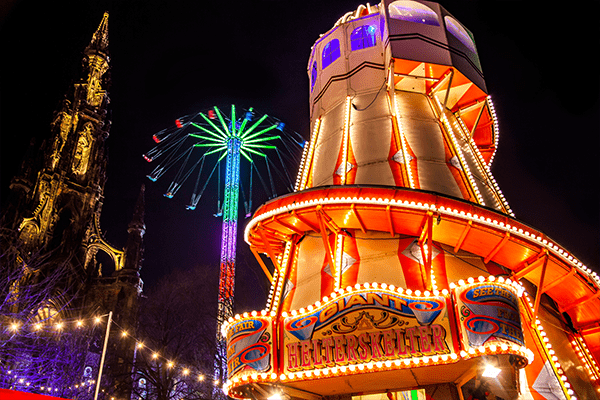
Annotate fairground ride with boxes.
[222,2,600,400]
[143,105,304,389]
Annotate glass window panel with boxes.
[322,39,341,69]
[388,0,440,26]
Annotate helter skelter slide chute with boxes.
[143,104,304,386]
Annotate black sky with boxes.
[1,1,598,313]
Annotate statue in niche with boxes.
[73,122,94,175]
[50,112,72,169]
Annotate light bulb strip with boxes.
[341,96,352,185]
[522,291,579,400]
[244,193,598,290]
[297,117,321,191]
[453,99,513,216]
[570,336,600,382]
[431,96,485,205]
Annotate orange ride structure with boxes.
[223,2,600,400]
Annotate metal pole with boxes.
[94,311,113,400]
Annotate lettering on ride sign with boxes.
[285,324,449,370]
[282,291,454,372]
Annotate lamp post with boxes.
[94,311,113,400]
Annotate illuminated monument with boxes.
[223,2,600,400]
[2,13,142,398]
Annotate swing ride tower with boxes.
[144,105,301,388]
[222,2,600,400]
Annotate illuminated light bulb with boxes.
[482,364,501,378]
[403,359,411,366]
[121,330,128,337]
[76,320,84,327]
[152,352,159,359]
[167,361,174,368]
[55,322,64,330]
[183,368,190,375]
[94,316,101,324]
[478,276,485,282]
[467,277,475,284]
[33,323,42,331]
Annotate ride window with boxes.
[350,25,376,51]
[445,16,476,53]
[322,39,341,69]
[311,61,318,91]
[388,0,440,26]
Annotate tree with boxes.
[0,226,97,398]
[131,266,220,400]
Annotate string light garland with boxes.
[1,313,216,395]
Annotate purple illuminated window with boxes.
[311,61,317,91]
[322,39,341,69]
[445,16,476,53]
[388,0,440,26]
[351,25,377,51]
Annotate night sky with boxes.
[1,1,598,313]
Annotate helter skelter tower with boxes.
[222,2,600,400]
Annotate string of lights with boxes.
[1,313,219,395]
